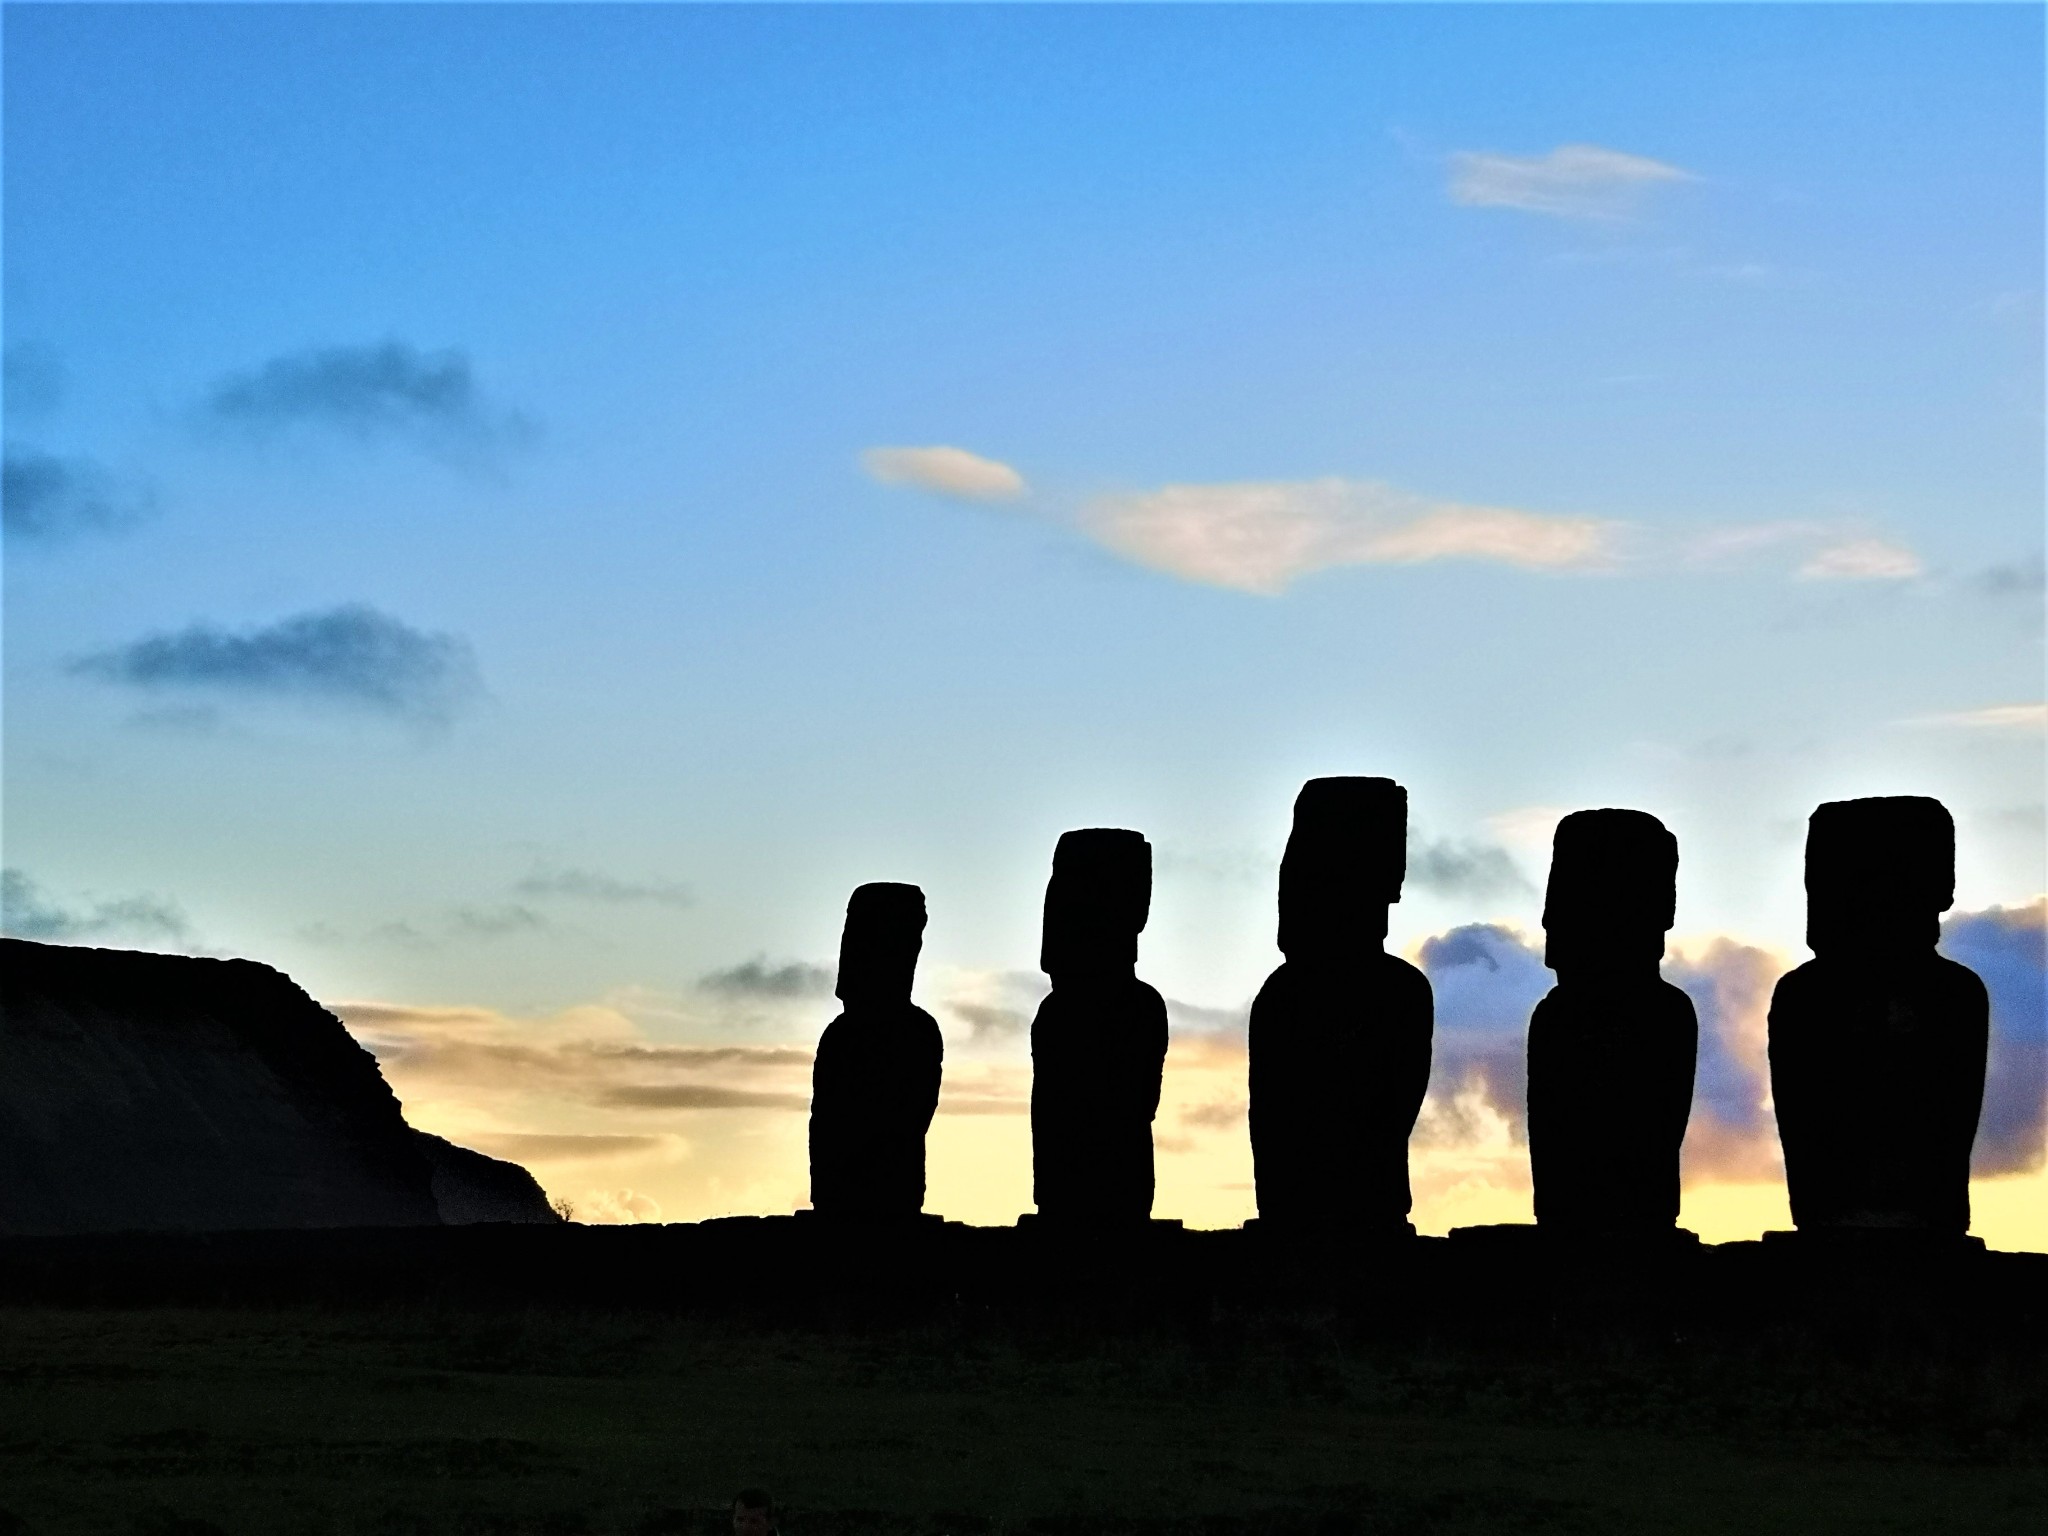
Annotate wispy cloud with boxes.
[599,1084,811,1112]
[448,904,549,939]
[1448,143,1694,221]
[698,956,836,1001]
[860,445,1026,501]
[3,448,152,544]
[1682,521,1926,582]
[1077,477,1624,594]
[515,864,695,909]
[200,340,531,458]
[68,604,483,725]
[461,1132,685,1166]
[1900,703,2046,731]
[1797,537,1924,581]
[936,967,1049,1047]
[1973,556,2044,600]
[1,868,196,950]
[1408,835,1533,900]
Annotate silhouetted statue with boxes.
[807,883,944,1217]
[1526,809,1698,1232]
[1768,797,1989,1234]
[1029,829,1169,1222]
[1248,778,1433,1232]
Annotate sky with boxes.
[4,3,2043,1244]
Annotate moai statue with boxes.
[1768,797,1989,1234]
[1029,829,1170,1222]
[807,883,945,1217]
[1248,778,1433,1232]
[1526,809,1698,1232]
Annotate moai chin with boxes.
[1029,829,1169,1222]
[1248,777,1433,1233]
[1767,797,1989,1234]
[807,882,944,1218]
[1526,809,1698,1233]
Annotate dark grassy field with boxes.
[2,1294,2044,1536]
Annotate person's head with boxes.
[732,1489,775,1536]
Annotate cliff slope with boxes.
[0,938,555,1233]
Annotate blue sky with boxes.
[5,4,2042,1232]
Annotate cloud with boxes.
[1900,703,2046,732]
[1414,923,1551,1145]
[1680,521,1926,583]
[1164,997,1249,1037]
[1078,477,1624,594]
[1942,900,2047,1177]
[598,1084,811,1112]
[1973,556,2043,600]
[1180,1098,1247,1131]
[199,341,530,456]
[330,1001,506,1032]
[3,447,152,543]
[447,904,549,939]
[860,445,1026,501]
[1447,143,1694,221]
[1798,538,1923,581]
[577,1188,663,1224]
[1666,937,1785,1183]
[948,1001,1031,1042]
[1402,908,2046,1188]
[1486,806,1569,855]
[935,1094,1029,1116]
[1,868,196,949]
[1408,836,1533,900]
[515,865,695,908]
[68,604,483,725]
[697,956,835,1001]
[462,1132,685,1166]
[937,968,1050,1046]
[333,998,817,1116]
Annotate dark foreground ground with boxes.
[1,1223,2043,1536]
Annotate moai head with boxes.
[1805,796,1954,958]
[1541,809,1678,978]
[835,882,927,1006]
[1040,828,1151,981]
[1277,776,1406,959]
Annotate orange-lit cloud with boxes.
[860,445,1026,501]
[1077,478,1623,594]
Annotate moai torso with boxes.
[1768,798,1989,1233]
[1029,829,1169,1222]
[808,882,944,1217]
[1525,809,1697,1232]
[1247,777,1434,1231]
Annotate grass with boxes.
[0,1300,2043,1536]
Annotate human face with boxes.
[733,1504,772,1536]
